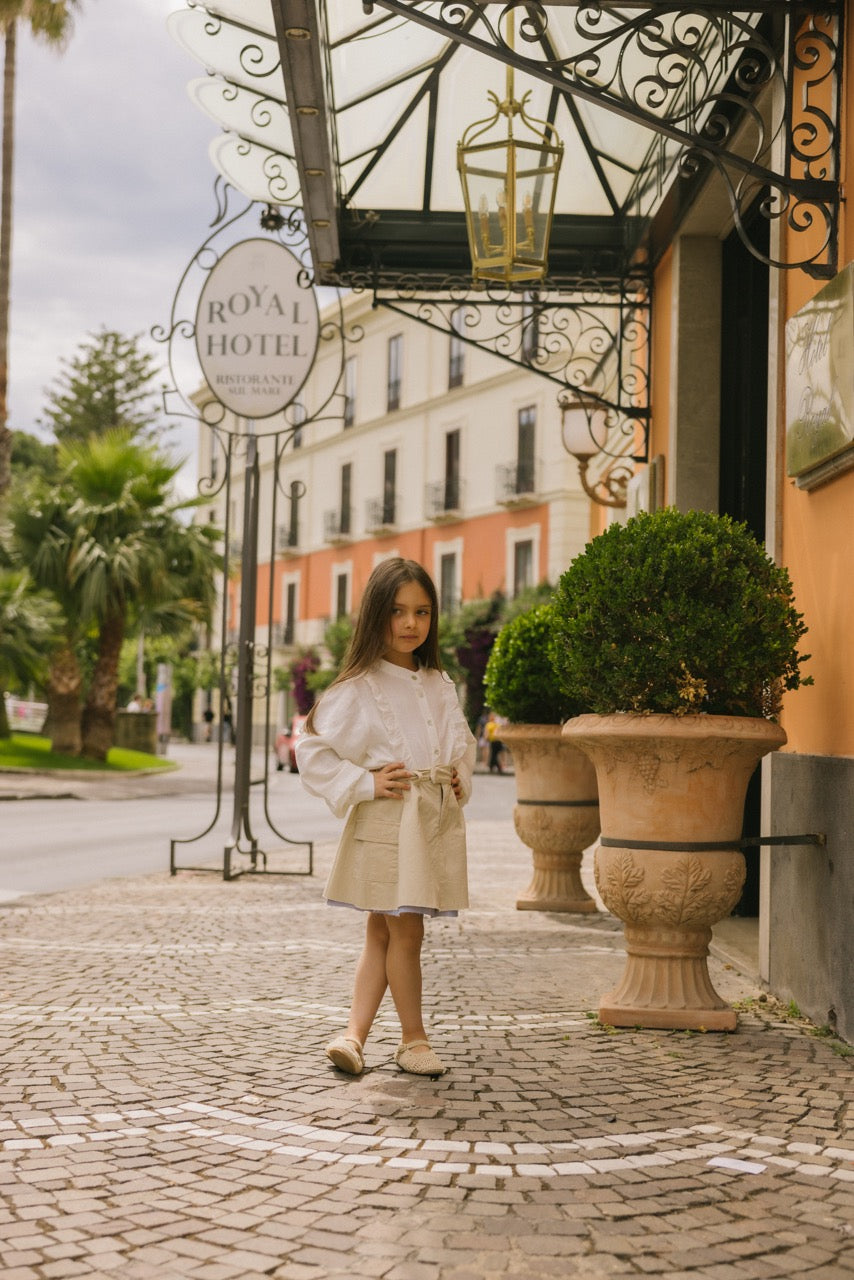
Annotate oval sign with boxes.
[195,238,319,421]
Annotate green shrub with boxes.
[484,603,581,724]
[550,508,811,718]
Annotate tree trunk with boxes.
[81,609,125,761]
[0,22,17,499]
[0,690,9,739]
[47,642,83,756]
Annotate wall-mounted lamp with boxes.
[560,393,635,509]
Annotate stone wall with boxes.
[767,752,854,1043]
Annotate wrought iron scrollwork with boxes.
[365,0,841,277]
[367,270,650,460]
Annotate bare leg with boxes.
[385,913,431,1053]
[347,912,391,1047]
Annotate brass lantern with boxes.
[457,29,563,285]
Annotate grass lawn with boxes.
[0,734,177,773]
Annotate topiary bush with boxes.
[484,603,582,724]
[550,508,812,719]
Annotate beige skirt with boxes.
[324,766,469,914]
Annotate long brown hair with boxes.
[304,558,442,733]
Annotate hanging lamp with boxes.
[457,14,563,285]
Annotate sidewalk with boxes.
[0,759,851,1279]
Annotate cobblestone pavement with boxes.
[0,777,852,1279]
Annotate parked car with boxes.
[275,714,308,772]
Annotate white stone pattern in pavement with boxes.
[1,1101,853,1184]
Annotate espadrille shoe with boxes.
[394,1040,446,1076]
[325,1035,364,1075]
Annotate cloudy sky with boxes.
[11,0,224,481]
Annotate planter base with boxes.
[598,1001,737,1032]
[599,923,737,1029]
[502,725,600,916]
[516,849,596,912]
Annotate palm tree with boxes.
[61,430,219,759]
[9,482,88,753]
[0,565,58,737]
[0,1,80,499]
[10,430,220,758]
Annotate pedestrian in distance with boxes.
[485,709,505,773]
[296,557,476,1078]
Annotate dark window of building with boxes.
[343,357,356,428]
[445,428,460,509]
[439,552,458,615]
[288,480,301,548]
[517,406,536,492]
[292,401,306,449]
[449,306,466,389]
[340,462,352,536]
[513,540,534,596]
[387,334,402,412]
[335,572,349,619]
[521,292,540,363]
[283,581,296,645]
[383,449,397,525]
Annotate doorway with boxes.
[718,210,770,915]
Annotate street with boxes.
[0,752,516,897]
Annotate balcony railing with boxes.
[276,523,300,555]
[324,509,353,543]
[271,621,295,647]
[425,478,464,521]
[496,460,539,506]
[366,495,398,533]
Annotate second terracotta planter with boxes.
[501,724,600,913]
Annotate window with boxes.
[283,581,297,645]
[292,400,306,449]
[340,462,352,536]
[382,449,397,526]
[521,291,540,363]
[517,406,536,493]
[343,356,356,428]
[439,552,458,615]
[335,571,349,619]
[449,306,466,389]
[513,539,534,596]
[445,428,460,509]
[287,480,301,548]
[387,334,402,412]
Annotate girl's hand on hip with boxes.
[372,762,412,799]
[451,767,462,799]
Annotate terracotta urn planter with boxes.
[562,713,787,1030]
[501,724,600,913]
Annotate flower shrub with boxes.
[550,508,811,719]
[288,649,320,714]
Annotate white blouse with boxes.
[296,660,477,818]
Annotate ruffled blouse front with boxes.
[295,661,476,818]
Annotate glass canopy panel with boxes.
[334,72,433,196]
[167,8,281,100]
[172,1,774,252]
[202,0,276,38]
[188,77,295,156]
[345,97,431,210]
[209,133,301,206]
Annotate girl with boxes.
[296,558,476,1077]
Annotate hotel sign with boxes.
[195,238,319,420]
[785,262,854,484]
